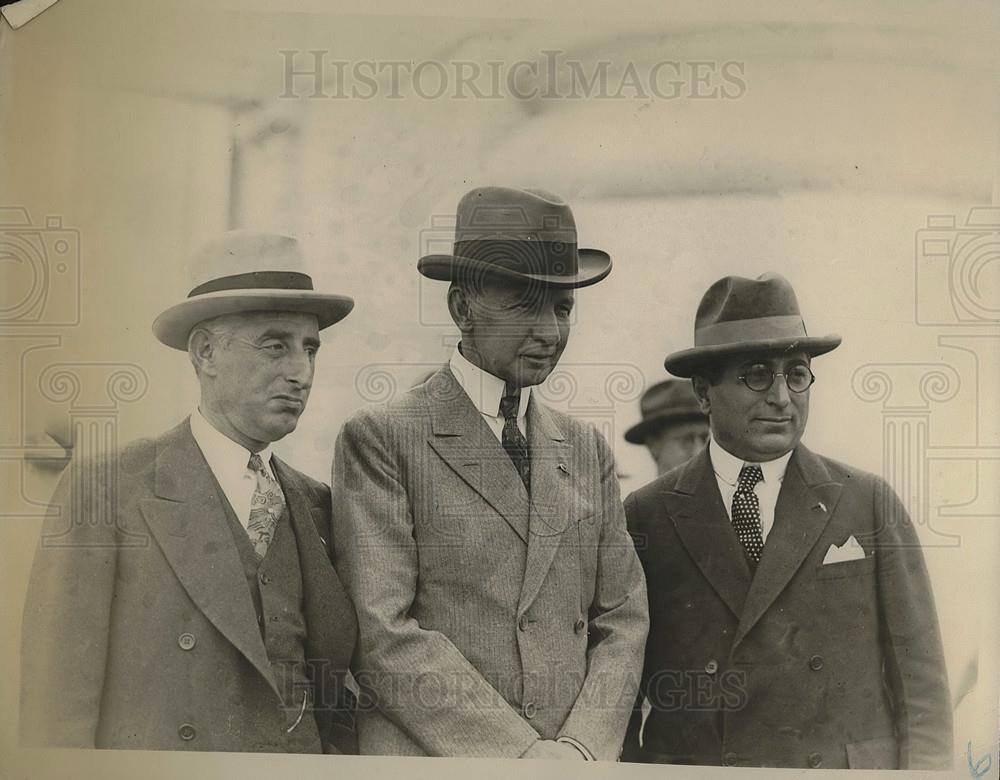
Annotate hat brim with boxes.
[152,290,355,350]
[664,335,842,378]
[417,248,612,289]
[624,410,708,444]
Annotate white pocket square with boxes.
[822,535,867,564]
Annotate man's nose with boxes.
[286,349,314,386]
[530,309,561,343]
[766,374,791,406]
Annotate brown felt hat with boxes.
[665,273,841,377]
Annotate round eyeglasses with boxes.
[738,363,815,393]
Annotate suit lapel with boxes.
[426,366,531,544]
[733,445,843,647]
[667,449,752,619]
[274,458,357,672]
[517,399,576,612]
[138,421,279,697]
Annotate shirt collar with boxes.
[449,345,531,419]
[190,407,273,480]
[708,436,793,486]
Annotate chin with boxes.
[263,421,298,444]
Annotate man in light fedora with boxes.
[622,273,951,769]
[625,379,709,476]
[332,187,648,759]
[20,231,359,753]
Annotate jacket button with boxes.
[808,654,824,671]
[523,701,537,719]
[178,723,196,741]
[705,659,719,674]
[518,615,529,632]
[808,752,823,768]
[723,752,738,766]
[259,572,271,585]
[574,618,586,634]
[177,632,196,651]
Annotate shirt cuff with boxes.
[556,735,595,761]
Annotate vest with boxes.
[218,483,322,753]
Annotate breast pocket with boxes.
[814,553,877,581]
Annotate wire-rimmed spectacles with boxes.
[738,363,815,393]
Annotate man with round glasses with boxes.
[623,273,951,769]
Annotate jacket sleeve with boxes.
[555,428,650,760]
[20,458,118,747]
[619,490,652,762]
[872,477,953,769]
[331,408,541,757]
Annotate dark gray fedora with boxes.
[418,186,612,289]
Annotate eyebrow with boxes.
[255,329,322,349]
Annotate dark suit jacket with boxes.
[332,365,648,758]
[623,444,952,770]
[20,419,358,753]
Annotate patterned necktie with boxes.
[499,392,531,494]
[731,463,765,563]
[247,452,285,559]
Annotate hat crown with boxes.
[697,273,802,331]
[186,230,308,292]
[640,379,701,418]
[454,186,578,243]
[693,273,807,347]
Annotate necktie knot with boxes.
[499,394,520,421]
[738,463,763,491]
[248,452,266,473]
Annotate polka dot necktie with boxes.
[732,463,765,563]
[499,393,531,494]
[246,452,286,559]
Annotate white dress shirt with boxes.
[189,408,276,530]
[708,437,793,545]
[449,346,530,440]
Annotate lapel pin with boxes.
[557,463,569,474]
[815,501,827,513]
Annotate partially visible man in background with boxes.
[20,232,359,753]
[625,378,708,476]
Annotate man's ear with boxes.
[691,375,712,415]
[188,328,217,378]
[447,285,474,332]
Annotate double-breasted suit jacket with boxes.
[623,444,951,769]
[332,365,649,759]
[20,420,358,753]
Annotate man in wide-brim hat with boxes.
[623,273,951,769]
[21,231,360,754]
[625,379,709,476]
[333,186,648,760]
